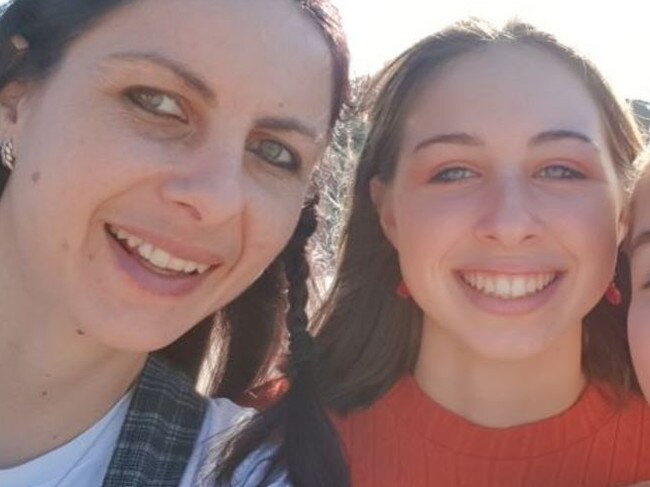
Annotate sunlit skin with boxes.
[628,172,650,401]
[372,44,626,427]
[0,0,333,466]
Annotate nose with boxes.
[474,173,542,247]
[160,147,246,225]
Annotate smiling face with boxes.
[372,43,626,360]
[0,0,333,351]
[628,172,650,398]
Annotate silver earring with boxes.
[1,140,16,171]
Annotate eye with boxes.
[429,166,479,183]
[124,87,187,122]
[535,164,586,180]
[246,139,300,172]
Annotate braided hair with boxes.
[213,196,350,486]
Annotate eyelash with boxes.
[123,86,301,173]
[535,164,586,180]
[429,166,479,183]
[429,163,587,184]
[124,86,187,122]
[245,139,301,173]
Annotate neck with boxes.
[414,318,585,428]
[0,227,146,467]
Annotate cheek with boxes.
[528,183,620,260]
[393,192,475,257]
[629,298,650,399]
[243,188,306,263]
[392,193,473,292]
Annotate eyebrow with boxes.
[629,230,650,258]
[528,129,596,148]
[413,133,483,152]
[413,129,597,154]
[104,52,320,141]
[106,51,216,102]
[255,116,320,141]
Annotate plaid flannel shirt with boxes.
[102,354,207,487]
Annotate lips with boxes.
[104,223,221,297]
[459,271,559,300]
[106,224,215,277]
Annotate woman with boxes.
[0,0,348,485]
[218,20,650,486]
[628,150,650,398]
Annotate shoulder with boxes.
[202,397,254,440]
[182,398,293,486]
[230,448,292,486]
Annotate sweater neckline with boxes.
[381,375,617,459]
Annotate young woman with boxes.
[0,0,348,485]
[218,20,650,487]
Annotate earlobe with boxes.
[370,176,398,247]
[0,81,31,129]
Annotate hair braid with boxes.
[283,196,318,374]
[213,196,349,486]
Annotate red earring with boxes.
[396,280,411,299]
[605,281,622,306]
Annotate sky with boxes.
[1,0,647,100]
[332,0,650,101]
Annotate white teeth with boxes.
[138,242,154,260]
[168,257,187,272]
[127,235,143,248]
[461,271,556,300]
[526,279,537,294]
[495,277,510,297]
[150,248,171,268]
[108,225,212,275]
[511,277,526,298]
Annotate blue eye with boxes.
[125,87,187,121]
[536,165,586,180]
[430,166,479,183]
[246,139,300,172]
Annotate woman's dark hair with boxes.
[216,19,645,486]
[0,0,350,394]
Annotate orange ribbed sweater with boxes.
[333,377,650,487]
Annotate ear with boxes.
[370,176,398,247]
[616,204,629,248]
[0,81,31,135]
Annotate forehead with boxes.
[61,0,333,126]
[402,43,605,147]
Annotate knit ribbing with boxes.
[334,377,650,487]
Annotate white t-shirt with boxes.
[0,393,288,486]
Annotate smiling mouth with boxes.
[105,224,214,277]
[459,271,560,300]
